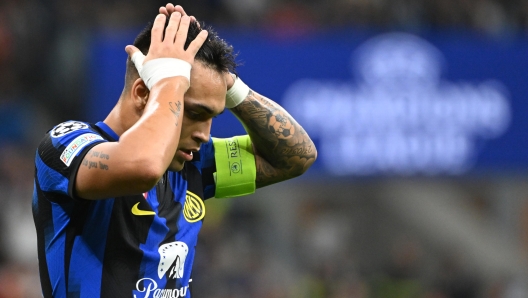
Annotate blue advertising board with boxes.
[89,28,528,176]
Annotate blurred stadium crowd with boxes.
[2,0,528,297]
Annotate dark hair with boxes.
[125,17,238,88]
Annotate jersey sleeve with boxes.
[35,121,107,201]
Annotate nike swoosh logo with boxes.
[132,202,155,216]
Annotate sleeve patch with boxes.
[51,121,90,138]
[60,133,104,166]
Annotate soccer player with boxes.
[32,4,316,298]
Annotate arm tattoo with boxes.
[81,149,110,170]
[231,90,316,187]
[169,101,182,126]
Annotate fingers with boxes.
[144,9,206,65]
[151,14,167,43]
[160,3,175,16]
[126,45,145,71]
[164,12,182,43]
[125,45,140,58]
[173,5,199,25]
[174,15,191,48]
[186,30,208,55]
[159,4,200,27]
[174,5,187,16]
[166,3,176,13]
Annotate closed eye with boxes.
[184,102,224,120]
[186,110,201,119]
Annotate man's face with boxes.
[168,62,227,171]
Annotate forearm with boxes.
[230,90,317,187]
[76,78,188,200]
[120,78,186,170]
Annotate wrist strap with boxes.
[226,76,250,108]
[131,52,191,90]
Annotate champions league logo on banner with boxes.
[283,33,511,175]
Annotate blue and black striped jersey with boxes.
[32,120,216,298]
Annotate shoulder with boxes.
[35,121,108,197]
[48,120,93,139]
[43,120,105,146]
[37,120,107,170]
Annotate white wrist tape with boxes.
[131,52,191,90]
[226,76,250,108]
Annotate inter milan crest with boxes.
[183,191,205,223]
[51,121,89,138]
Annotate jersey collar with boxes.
[95,121,120,141]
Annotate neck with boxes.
[103,94,134,137]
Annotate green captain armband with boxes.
[212,135,256,198]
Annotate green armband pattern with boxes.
[212,135,256,198]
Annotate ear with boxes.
[131,78,150,110]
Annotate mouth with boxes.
[178,149,198,162]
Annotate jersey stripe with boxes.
[47,202,69,296]
[67,199,113,297]
[35,153,69,195]
[157,172,181,290]
[33,179,54,298]
[100,196,154,297]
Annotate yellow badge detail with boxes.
[131,202,156,216]
[183,191,205,223]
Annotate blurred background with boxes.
[3,0,528,297]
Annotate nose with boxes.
[191,119,212,144]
